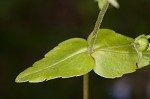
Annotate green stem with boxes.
[83,1,109,99]
[83,73,89,99]
[88,1,109,54]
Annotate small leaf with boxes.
[16,38,94,83]
[96,0,119,9]
[88,29,150,78]
[109,0,119,8]
[97,0,107,10]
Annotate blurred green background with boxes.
[0,0,150,99]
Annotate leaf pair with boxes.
[96,0,119,9]
[15,29,150,83]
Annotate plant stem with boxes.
[88,1,109,54]
[83,73,89,99]
[83,1,109,99]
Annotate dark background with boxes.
[0,0,150,99]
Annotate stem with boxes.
[83,73,89,99]
[88,1,109,54]
[83,1,109,99]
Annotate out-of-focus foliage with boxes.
[97,0,119,9]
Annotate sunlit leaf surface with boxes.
[16,38,94,83]
[88,29,150,78]
[16,29,150,83]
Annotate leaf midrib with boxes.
[94,44,137,54]
[20,48,88,79]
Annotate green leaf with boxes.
[16,38,94,83]
[109,0,119,8]
[139,48,150,68]
[96,0,119,9]
[97,0,106,10]
[88,29,150,78]
[16,29,150,82]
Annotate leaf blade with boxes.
[16,38,94,83]
[109,0,119,8]
[89,29,150,78]
[92,46,138,78]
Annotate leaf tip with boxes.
[109,0,120,9]
[15,74,24,83]
[15,78,22,83]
